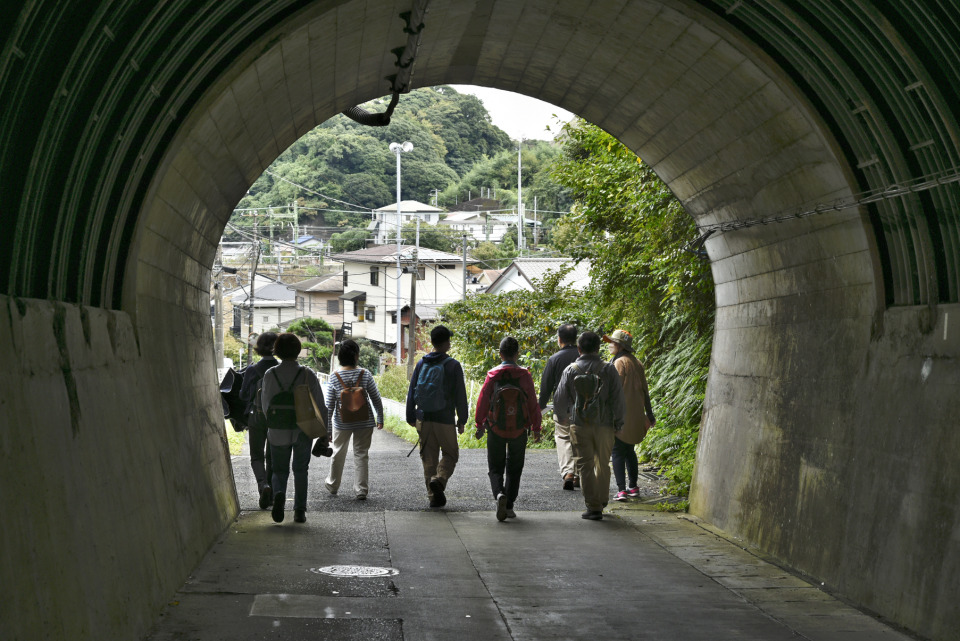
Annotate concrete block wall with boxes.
[0,295,237,640]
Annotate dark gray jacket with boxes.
[553,353,625,430]
[538,344,579,409]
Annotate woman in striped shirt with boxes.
[324,339,384,500]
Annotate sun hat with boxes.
[602,329,633,352]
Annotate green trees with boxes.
[548,119,714,496]
[234,87,515,232]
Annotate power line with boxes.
[262,169,372,213]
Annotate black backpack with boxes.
[265,367,305,430]
[487,377,527,437]
[571,363,604,426]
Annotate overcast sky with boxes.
[450,85,576,141]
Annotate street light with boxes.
[390,141,414,365]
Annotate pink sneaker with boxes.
[626,487,641,498]
[614,490,629,502]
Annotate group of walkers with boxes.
[238,322,654,524]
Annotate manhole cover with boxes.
[310,565,399,577]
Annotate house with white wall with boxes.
[230,280,298,337]
[485,257,592,295]
[439,211,510,243]
[287,272,344,334]
[370,200,444,245]
[330,245,470,356]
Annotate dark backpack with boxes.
[265,367,304,430]
[335,370,370,423]
[219,367,248,432]
[571,363,604,426]
[415,356,449,413]
[487,377,527,437]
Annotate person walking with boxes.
[324,339,384,500]
[239,332,278,510]
[553,331,625,521]
[603,330,656,502]
[538,324,581,490]
[261,333,326,524]
[475,337,542,521]
[406,325,469,508]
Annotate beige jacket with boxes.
[612,353,652,445]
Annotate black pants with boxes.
[611,437,638,492]
[487,431,527,507]
[249,424,273,490]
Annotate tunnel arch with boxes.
[2,2,959,640]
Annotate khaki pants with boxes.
[554,421,579,478]
[419,420,459,498]
[325,427,374,496]
[569,424,615,511]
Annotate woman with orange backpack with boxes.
[323,339,384,500]
[475,336,542,521]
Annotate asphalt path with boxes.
[230,426,667,516]
[144,428,916,640]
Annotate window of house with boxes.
[365,307,375,322]
[370,266,379,286]
[343,271,348,287]
[327,299,339,314]
[390,311,397,324]
[353,300,361,318]
[295,295,304,311]
[262,315,269,322]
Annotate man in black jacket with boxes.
[538,324,581,490]
[406,325,469,508]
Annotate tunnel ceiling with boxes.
[1,0,958,309]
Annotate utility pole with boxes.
[214,243,224,369]
[407,247,418,380]
[462,234,468,301]
[246,227,260,365]
[389,141,413,366]
[517,140,524,252]
[533,195,538,246]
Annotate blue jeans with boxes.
[270,431,312,510]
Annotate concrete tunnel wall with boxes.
[1,1,959,640]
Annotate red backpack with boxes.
[487,378,528,438]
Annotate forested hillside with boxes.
[230,86,571,241]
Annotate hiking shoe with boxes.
[272,494,285,523]
[429,478,446,507]
[505,508,517,519]
[581,510,603,521]
[324,481,338,496]
[562,474,575,491]
[293,509,306,523]
[614,490,629,502]
[626,486,641,498]
[572,476,581,489]
[259,485,272,510]
[356,493,367,501]
[496,493,508,521]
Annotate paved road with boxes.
[229,427,665,515]
[145,428,917,641]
